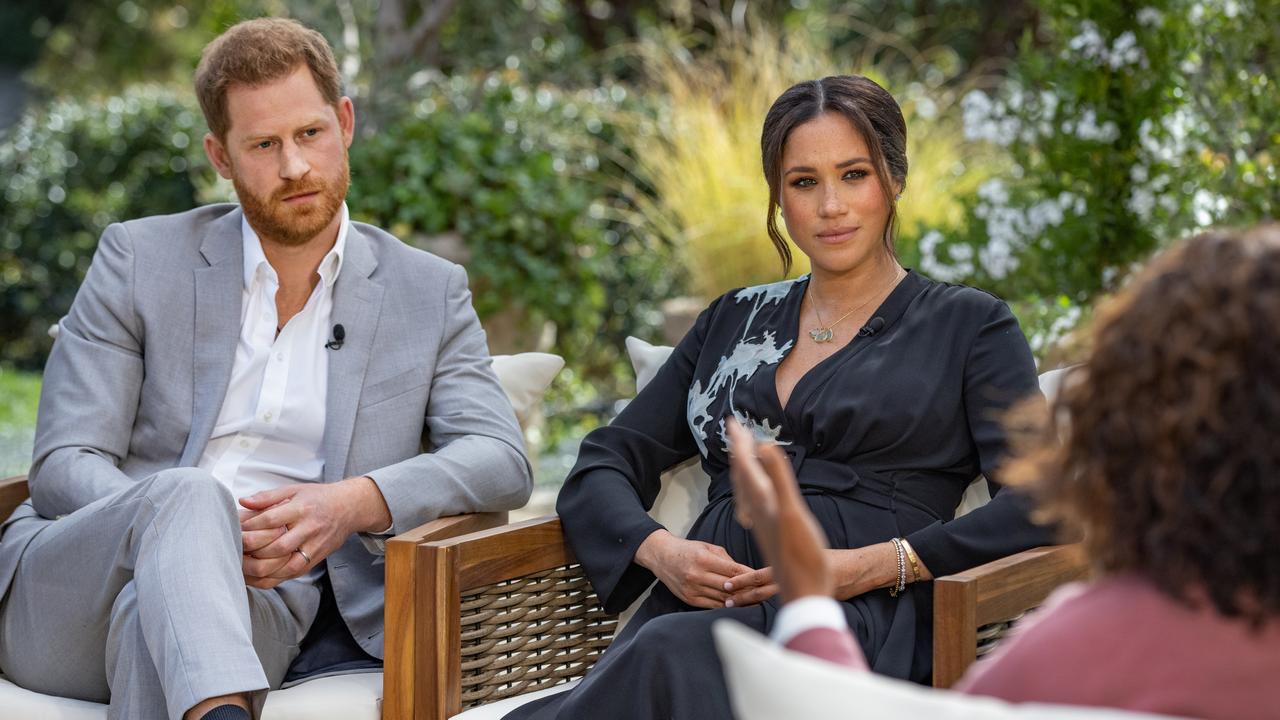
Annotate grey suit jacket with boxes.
[0,204,532,657]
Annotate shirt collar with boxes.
[241,203,350,290]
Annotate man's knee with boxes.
[141,468,236,516]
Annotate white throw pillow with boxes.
[625,335,673,393]
[712,620,1172,720]
[490,352,565,431]
[624,337,710,540]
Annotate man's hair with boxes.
[195,17,342,140]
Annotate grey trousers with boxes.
[0,468,321,720]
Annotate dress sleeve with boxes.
[904,301,1058,577]
[555,297,723,613]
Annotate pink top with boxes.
[957,574,1280,719]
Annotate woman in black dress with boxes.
[507,75,1055,719]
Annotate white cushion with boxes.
[490,352,565,430]
[0,671,383,720]
[448,680,577,719]
[712,620,1171,720]
[625,337,711,540]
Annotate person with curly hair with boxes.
[728,224,1280,718]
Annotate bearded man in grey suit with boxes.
[0,18,532,720]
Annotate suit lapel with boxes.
[322,226,384,482]
[182,209,245,466]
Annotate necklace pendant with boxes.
[809,327,834,343]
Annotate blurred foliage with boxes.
[0,368,41,430]
[614,14,1002,298]
[20,0,289,96]
[344,72,677,404]
[0,86,211,368]
[0,368,41,477]
[916,0,1278,360]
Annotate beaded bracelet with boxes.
[889,538,907,597]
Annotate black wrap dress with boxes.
[506,270,1056,720]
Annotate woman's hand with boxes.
[726,420,834,604]
[635,529,753,609]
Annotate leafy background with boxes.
[1,0,1275,479]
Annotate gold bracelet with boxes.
[901,538,922,583]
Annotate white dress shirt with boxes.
[198,205,349,502]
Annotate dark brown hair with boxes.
[1006,225,1280,626]
[195,17,342,140]
[760,75,908,274]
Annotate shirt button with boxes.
[263,411,273,422]
[262,312,271,321]
[239,439,250,449]
[276,352,284,362]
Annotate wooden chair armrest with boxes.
[382,510,511,720]
[932,543,1088,688]
[400,515,612,720]
[0,475,29,518]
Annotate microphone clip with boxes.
[325,323,346,350]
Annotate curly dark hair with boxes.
[1006,224,1280,626]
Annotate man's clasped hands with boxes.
[238,476,392,589]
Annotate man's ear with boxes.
[337,96,355,149]
[203,132,234,180]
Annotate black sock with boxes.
[200,705,251,720]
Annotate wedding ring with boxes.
[296,548,313,564]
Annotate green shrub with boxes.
[917,0,1278,358]
[348,72,676,398]
[0,85,209,367]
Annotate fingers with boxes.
[724,567,773,592]
[727,420,781,529]
[239,502,302,532]
[702,544,753,579]
[724,568,778,607]
[243,553,293,579]
[756,442,800,508]
[239,486,298,511]
[728,583,780,607]
[241,526,287,554]
[250,523,310,560]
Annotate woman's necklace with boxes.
[807,268,903,343]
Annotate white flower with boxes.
[1039,90,1059,118]
[977,179,1010,205]
[1108,32,1144,70]
[1066,20,1107,62]
[1072,108,1120,143]
[1127,186,1157,221]
[1136,7,1164,27]
[918,229,944,258]
[980,236,1019,279]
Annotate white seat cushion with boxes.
[712,620,1173,720]
[448,680,577,719]
[0,671,383,720]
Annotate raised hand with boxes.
[726,419,834,603]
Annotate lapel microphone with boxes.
[325,323,346,350]
[858,317,886,338]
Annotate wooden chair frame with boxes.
[0,474,508,720]
[411,516,1088,720]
